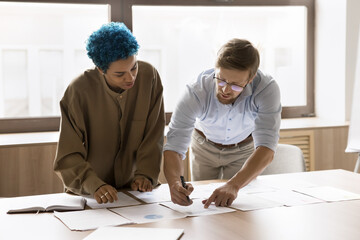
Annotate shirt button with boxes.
[229,118,232,120]
[227,129,230,131]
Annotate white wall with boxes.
[315,0,346,121]
[345,0,360,120]
[315,0,360,122]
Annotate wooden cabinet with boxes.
[279,130,315,171]
[279,125,358,171]
[0,143,64,197]
[1,119,359,197]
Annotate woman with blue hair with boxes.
[54,22,165,204]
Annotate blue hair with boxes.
[86,22,139,72]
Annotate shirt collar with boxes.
[97,70,127,99]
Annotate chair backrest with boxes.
[261,144,306,175]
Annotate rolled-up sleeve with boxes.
[164,83,205,160]
[54,93,105,195]
[251,79,282,152]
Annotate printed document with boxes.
[54,209,132,231]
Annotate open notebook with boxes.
[6,193,86,214]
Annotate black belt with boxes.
[195,129,253,149]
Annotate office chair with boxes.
[261,144,306,175]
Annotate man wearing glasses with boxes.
[164,38,281,208]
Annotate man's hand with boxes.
[202,182,238,208]
[131,176,153,192]
[169,180,194,206]
[94,184,118,204]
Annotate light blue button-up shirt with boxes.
[164,68,281,159]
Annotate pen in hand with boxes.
[180,176,191,202]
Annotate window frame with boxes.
[123,0,315,123]
[0,0,314,133]
[0,0,123,133]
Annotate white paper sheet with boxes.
[231,193,284,211]
[239,180,278,194]
[83,192,141,209]
[190,183,223,199]
[257,177,317,190]
[191,180,277,200]
[128,184,171,203]
[294,186,360,202]
[54,209,132,231]
[252,189,324,207]
[83,226,184,240]
[110,203,186,224]
[160,198,235,217]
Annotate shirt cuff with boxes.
[82,173,106,195]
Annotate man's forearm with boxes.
[163,150,184,185]
[229,146,274,190]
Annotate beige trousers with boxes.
[190,129,254,181]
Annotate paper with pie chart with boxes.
[160,198,236,217]
[109,203,186,224]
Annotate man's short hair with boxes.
[86,22,139,73]
[216,39,260,79]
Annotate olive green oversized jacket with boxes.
[54,61,165,195]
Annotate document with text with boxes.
[231,193,284,211]
[128,184,171,203]
[161,198,235,217]
[251,189,324,207]
[110,203,186,224]
[294,186,360,202]
[54,208,132,231]
[83,192,141,209]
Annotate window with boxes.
[1,0,314,133]
[0,1,112,133]
[123,0,315,120]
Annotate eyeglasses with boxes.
[213,75,246,92]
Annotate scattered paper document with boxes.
[6,193,85,214]
[190,183,222,199]
[54,209,132,231]
[84,192,141,209]
[294,186,360,202]
[252,189,324,207]
[231,193,284,211]
[257,176,317,190]
[160,198,235,217]
[83,226,184,240]
[191,181,277,200]
[239,180,278,194]
[110,203,186,224]
[128,184,171,203]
